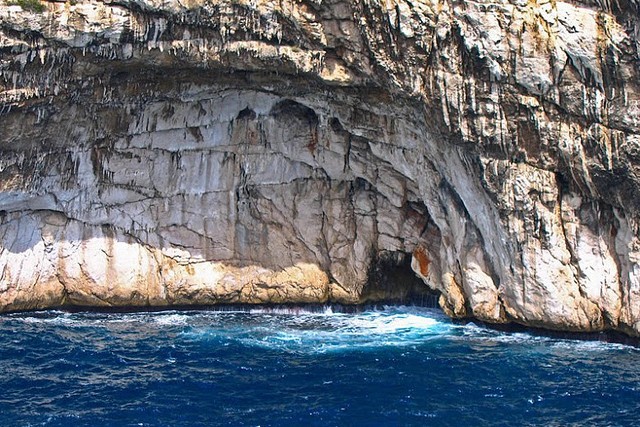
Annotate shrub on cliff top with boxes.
[7,0,46,12]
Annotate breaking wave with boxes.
[181,306,452,354]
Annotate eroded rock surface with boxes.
[1,0,639,334]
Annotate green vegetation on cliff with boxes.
[7,0,45,12]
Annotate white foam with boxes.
[456,323,640,353]
[153,313,189,326]
[248,306,340,316]
[217,307,452,354]
[552,339,638,353]
[18,314,83,327]
[343,313,441,334]
[7,307,639,355]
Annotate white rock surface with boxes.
[1,0,640,335]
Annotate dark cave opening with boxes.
[360,251,440,307]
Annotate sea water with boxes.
[1,306,639,426]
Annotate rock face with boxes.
[1,0,640,334]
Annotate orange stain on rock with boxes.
[413,247,430,276]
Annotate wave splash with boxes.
[5,306,636,355]
[229,307,452,354]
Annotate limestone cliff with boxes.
[1,0,640,334]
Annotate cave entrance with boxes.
[360,251,440,307]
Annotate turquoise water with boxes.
[1,306,639,426]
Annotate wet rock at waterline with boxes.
[1,0,640,335]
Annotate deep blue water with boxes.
[1,306,639,426]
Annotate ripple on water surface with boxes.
[1,306,639,426]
